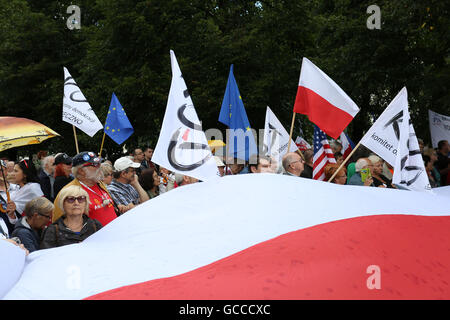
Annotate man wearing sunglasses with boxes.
[11,197,54,253]
[107,157,149,214]
[52,151,118,226]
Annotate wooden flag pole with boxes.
[287,112,296,153]
[0,165,10,213]
[99,132,106,157]
[327,141,362,182]
[72,125,79,154]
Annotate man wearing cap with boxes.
[38,155,55,201]
[107,157,149,214]
[52,153,74,197]
[52,151,118,226]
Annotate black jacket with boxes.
[40,214,102,249]
[11,218,41,252]
[38,170,53,202]
[53,175,74,198]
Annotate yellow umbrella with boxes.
[0,117,60,152]
[207,140,226,154]
[0,117,59,213]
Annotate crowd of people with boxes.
[1,139,449,255]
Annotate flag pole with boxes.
[287,112,296,153]
[0,165,10,214]
[72,125,79,154]
[99,131,106,157]
[327,141,361,182]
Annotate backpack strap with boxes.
[54,223,59,245]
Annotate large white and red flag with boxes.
[293,58,360,139]
[2,175,450,300]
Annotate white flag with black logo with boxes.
[63,67,103,137]
[263,106,299,163]
[152,50,219,181]
[392,96,431,192]
[361,87,431,192]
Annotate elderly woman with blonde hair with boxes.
[41,185,102,249]
[367,155,395,188]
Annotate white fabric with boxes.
[63,67,103,137]
[361,88,430,192]
[152,51,219,181]
[428,109,450,148]
[298,57,359,117]
[0,240,26,298]
[392,96,431,192]
[2,174,450,300]
[10,183,44,215]
[263,106,299,162]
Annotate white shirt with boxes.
[10,183,44,215]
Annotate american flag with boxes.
[313,125,336,180]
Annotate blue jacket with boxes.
[11,218,41,253]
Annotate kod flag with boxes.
[360,87,431,192]
[428,109,450,148]
[293,58,360,139]
[263,106,299,162]
[104,93,134,145]
[218,65,258,161]
[152,50,219,181]
[63,67,103,137]
[392,95,431,192]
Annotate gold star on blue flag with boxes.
[104,93,134,145]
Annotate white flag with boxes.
[152,51,219,181]
[263,106,299,163]
[361,87,431,192]
[63,67,103,137]
[428,109,450,148]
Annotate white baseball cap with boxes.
[114,157,141,172]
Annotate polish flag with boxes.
[293,58,360,139]
[2,175,450,300]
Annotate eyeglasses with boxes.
[37,212,52,219]
[64,196,87,204]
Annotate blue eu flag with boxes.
[218,65,258,160]
[104,93,134,145]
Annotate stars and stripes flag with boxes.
[313,125,336,180]
[340,131,355,161]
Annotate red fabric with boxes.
[87,215,450,300]
[82,184,116,226]
[293,86,354,139]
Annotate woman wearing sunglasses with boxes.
[41,185,102,249]
[10,197,54,253]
